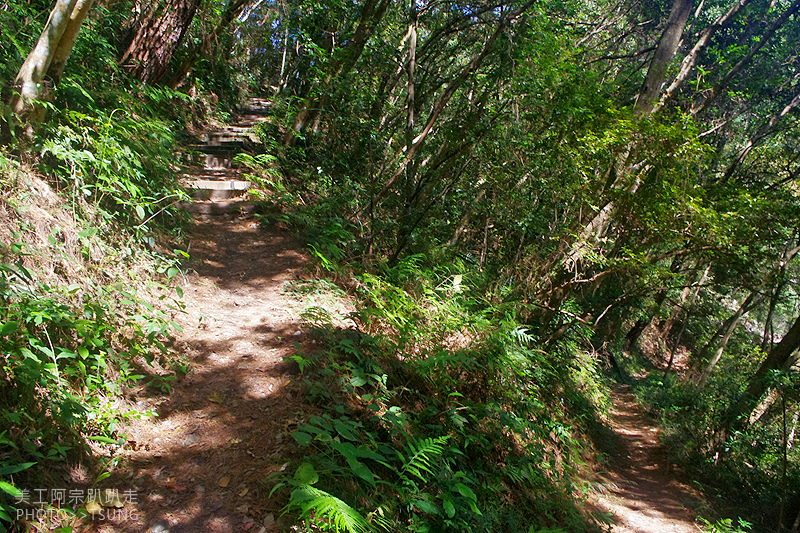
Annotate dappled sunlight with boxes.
[590,385,706,533]
[84,216,316,533]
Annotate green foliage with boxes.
[0,241,179,447]
[698,516,752,533]
[274,257,606,532]
[39,87,189,227]
[0,169,185,526]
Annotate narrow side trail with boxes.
[592,384,706,533]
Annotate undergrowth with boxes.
[271,256,610,532]
[0,137,187,528]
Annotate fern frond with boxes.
[398,436,449,484]
[290,485,372,533]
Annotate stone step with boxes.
[186,179,251,201]
[182,169,241,180]
[184,151,241,170]
[180,98,267,217]
[179,200,255,216]
[187,179,251,190]
[187,142,246,153]
[241,98,271,115]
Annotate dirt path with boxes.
[91,217,311,533]
[77,107,708,533]
[86,100,315,533]
[592,384,706,533]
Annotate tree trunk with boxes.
[370,1,537,209]
[118,0,201,85]
[717,314,800,449]
[166,0,250,89]
[721,90,800,183]
[48,0,95,85]
[8,0,94,139]
[633,0,694,116]
[655,0,754,113]
[282,0,392,145]
[761,243,800,352]
[690,0,800,115]
[695,291,763,389]
[550,0,694,313]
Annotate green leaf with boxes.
[455,482,477,501]
[291,431,313,446]
[78,347,89,359]
[135,205,146,220]
[0,321,19,336]
[289,485,370,533]
[78,228,98,239]
[412,498,440,515]
[167,267,180,279]
[0,462,36,476]
[347,458,375,487]
[0,481,23,498]
[88,436,116,444]
[334,419,358,441]
[442,497,456,518]
[294,462,319,485]
[350,376,367,387]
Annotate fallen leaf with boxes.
[167,482,187,491]
[85,500,103,515]
[218,476,230,488]
[208,391,226,404]
[101,489,125,508]
[239,487,249,497]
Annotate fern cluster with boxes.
[272,257,607,532]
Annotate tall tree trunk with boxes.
[690,0,800,116]
[655,0,754,113]
[695,291,763,389]
[118,0,201,85]
[721,90,800,183]
[8,0,94,139]
[370,1,537,205]
[48,0,95,85]
[761,242,800,352]
[166,0,250,89]
[716,314,800,450]
[663,264,710,378]
[282,0,392,145]
[633,0,694,116]
[552,0,694,306]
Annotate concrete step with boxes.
[185,151,241,170]
[182,169,242,180]
[180,100,267,217]
[186,179,251,201]
[187,179,251,190]
[179,200,255,216]
[241,98,271,115]
[187,142,246,153]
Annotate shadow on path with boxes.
[591,384,707,533]
[90,217,312,533]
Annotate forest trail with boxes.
[92,106,317,533]
[88,108,707,533]
[591,384,707,533]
